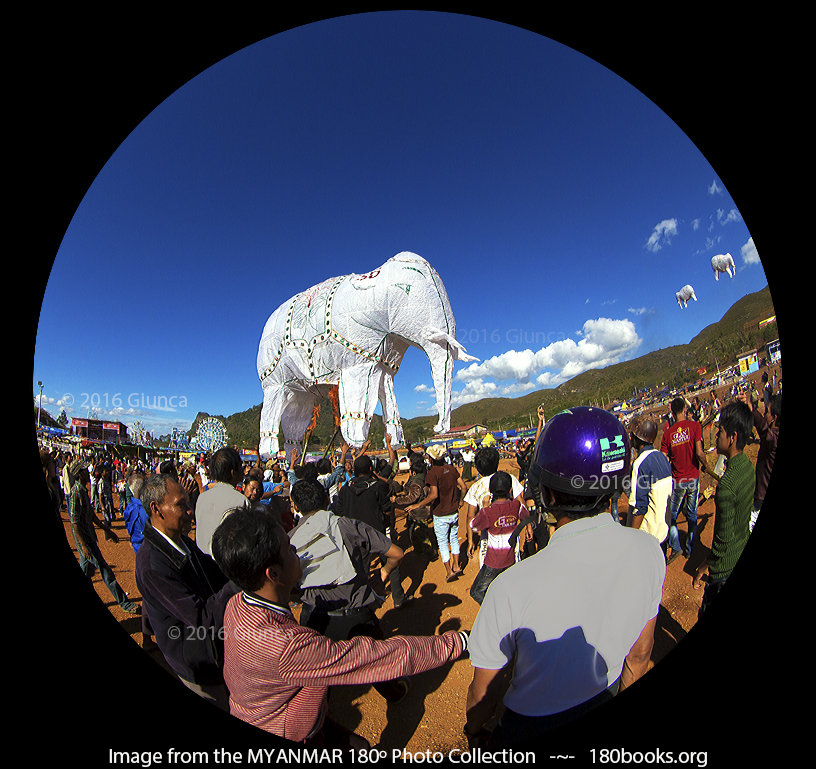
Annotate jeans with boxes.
[698,575,728,620]
[489,678,620,747]
[610,496,621,524]
[432,513,460,563]
[380,555,406,605]
[667,478,699,556]
[72,530,137,611]
[469,565,507,605]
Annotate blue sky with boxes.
[34,12,768,441]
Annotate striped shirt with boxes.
[69,482,96,545]
[223,591,467,742]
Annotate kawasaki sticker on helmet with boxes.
[599,435,626,472]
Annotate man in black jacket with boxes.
[336,455,410,607]
[135,473,239,711]
[336,455,390,532]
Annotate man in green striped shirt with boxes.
[693,401,755,618]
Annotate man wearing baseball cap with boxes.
[424,444,468,582]
[67,458,139,614]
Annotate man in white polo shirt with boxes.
[193,447,248,558]
[464,407,665,749]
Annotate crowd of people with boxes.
[41,362,780,751]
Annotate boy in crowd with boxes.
[468,471,530,605]
[464,447,526,568]
[693,401,754,617]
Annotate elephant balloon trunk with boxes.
[422,325,479,436]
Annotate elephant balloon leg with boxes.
[338,364,383,447]
[259,386,285,459]
[281,390,320,458]
[379,372,403,447]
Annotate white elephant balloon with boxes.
[711,252,735,280]
[676,284,697,308]
[257,252,478,458]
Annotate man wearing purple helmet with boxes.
[465,407,666,749]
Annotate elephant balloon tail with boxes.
[300,402,322,465]
[321,386,343,458]
[328,385,342,429]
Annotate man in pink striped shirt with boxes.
[211,505,468,748]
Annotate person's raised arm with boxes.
[385,433,396,467]
[534,405,546,444]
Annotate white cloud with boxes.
[628,307,647,315]
[692,218,700,231]
[717,208,742,226]
[453,317,642,394]
[693,234,722,256]
[414,383,433,392]
[645,218,678,252]
[457,349,541,383]
[709,180,724,195]
[499,381,537,396]
[450,378,498,408]
[741,236,760,265]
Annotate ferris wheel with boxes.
[169,427,193,451]
[192,417,228,452]
[130,420,152,447]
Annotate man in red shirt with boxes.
[424,444,468,582]
[660,397,710,562]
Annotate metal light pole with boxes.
[37,381,43,428]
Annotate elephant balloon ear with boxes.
[423,327,479,362]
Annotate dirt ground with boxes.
[60,380,769,754]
